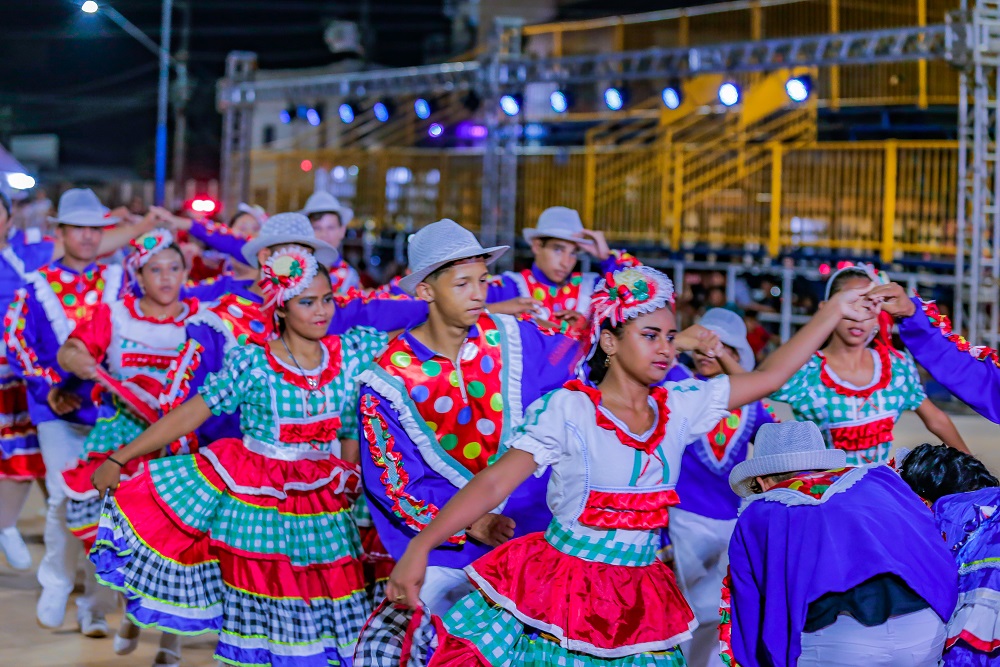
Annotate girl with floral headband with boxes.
[89,245,389,667]
[769,265,967,466]
[385,264,875,667]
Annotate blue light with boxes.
[550,90,568,113]
[719,82,741,107]
[414,98,431,119]
[499,94,521,116]
[604,87,625,111]
[339,103,355,124]
[306,108,321,126]
[661,86,682,110]
[280,109,292,124]
[428,123,444,138]
[785,76,812,103]
[374,102,390,122]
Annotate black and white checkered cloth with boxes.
[354,600,441,667]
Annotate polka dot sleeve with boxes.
[337,327,389,440]
[198,345,261,416]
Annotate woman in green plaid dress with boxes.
[88,247,387,667]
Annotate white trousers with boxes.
[798,608,946,667]
[668,508,737,667]
[36,420,116,618]
[420,566,475,617]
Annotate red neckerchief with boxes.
[564,379,669,455]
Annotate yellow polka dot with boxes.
[449,371,459,387]
[426,422,438,432]
[50,282,62,294]
[463,442,482,459]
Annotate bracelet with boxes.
[107,456,125,468]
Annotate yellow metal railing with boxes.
[519,0,958,108]
[251,140,958,260]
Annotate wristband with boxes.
[107,456,125,468]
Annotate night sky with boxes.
[0,0,453,179]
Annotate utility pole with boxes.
[172,0,192,201]
[154,0,174,206]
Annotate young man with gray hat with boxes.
[723,420,958,667]
[177,212,428,340]
[487,206,639,323]
[356,218,586,616]
[300,191,360,293]
[662,308,778,667]
[3,188,132,636]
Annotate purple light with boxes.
[455,123,488,140]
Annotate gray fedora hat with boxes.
[300,191,354,225]
[700,308,756,372]
[522,206,594,247]
[48,188,120,227]
[399,219,508,296]
[241,212,339,268]
[729,422,847,498]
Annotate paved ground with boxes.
[1,405,997,666]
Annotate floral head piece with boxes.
[125,228,175,291]
[590,265,675,340]
[258,245,319,312]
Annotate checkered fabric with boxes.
[199,327,387,448]
[150,455,225,533]
[443,593,687,666]
[355,600,441,667]
[78,403,145,459]
[545,520,658,567]
[66,495,101,536]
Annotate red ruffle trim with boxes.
[468,532,694,652]
[578,489,678,530]
[279,418,343,445]
[263,336,343,390]
[116,471,365,601]
[429,635,491,667]
[563,380,670,455]
[197,437,360,499]
[63,451,151,497]
[947,629,1000,653]
[122,295,199,325]
[828,417,894,452]
[817,345,892,400]
[0,451,45,481]
[923,298,1000,368]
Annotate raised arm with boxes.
[727,287,874,409]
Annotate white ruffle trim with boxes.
[948,588,1000,648]
[739,465,869,514]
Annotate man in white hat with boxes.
[487,206,639,323]
[300,191,360,294]
[3,188,140,636]
[723,421,958,667]
[356,218,586,615]
[661,308,777,667]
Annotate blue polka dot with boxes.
[480,356,494,374]
[457,406,472,425]
[249,320,266,334]
[76,282,85,293]
[410,385,430,403]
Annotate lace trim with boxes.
[817,345,892,399]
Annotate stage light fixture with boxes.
[604,86,627,111]
[338,102,356,124]
[306,108,321,126]
[414,98,432,120]
[550,90,571,114]
[428,123,445,138]
[719,82,741,107]
[661,82,682,110]
[280,108,293,124]
[499,94,522,116]
[373,100,394,123]
[785,75,813,103]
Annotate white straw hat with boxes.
[299,191,354,225]
[399,219,508,296]
[241,212,339,268]
[729,421,847,498]
[522,206,594,247]
[48,188,120,227]
[699,308,756,372]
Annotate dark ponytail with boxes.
[587,320,624,384]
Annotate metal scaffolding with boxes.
[218,10,1000,339]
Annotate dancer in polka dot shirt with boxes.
[357,219,585,616]
[487,207,639,324]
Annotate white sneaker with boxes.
[36,587,69,628]
[0,526,32,570]
[78,609,109,638]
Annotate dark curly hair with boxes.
[899,443,999,503]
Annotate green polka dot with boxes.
[63,294,77,306]
[532,288,545,300]
[485,330,501,346]
[144,236,157,249]
[715,432,726,445]
[548,286,559,298]
[490,393,504,411]
[727,414,740,428]
[463,442,482,459]
[487,453,500,465]
[237,334,249,345]
[391,351,412,368]
[440,434,458,451]
[570,275,583,286]
[421,360,442,377]
[50,282,62,294]
[449,371,460,387]
[467,381,486,398]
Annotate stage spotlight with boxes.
[428,123,445,138]
[306,108,322,126]
[719,82,741,107]
[661,82,682,110]
[785,75,813,103]
[550,90,571,114]
[414,98,432,119]
[280,108,293,124]
[373,100,395,122]
[499,94,522,116]
[604,86,627,111]
[338,102,355,124]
